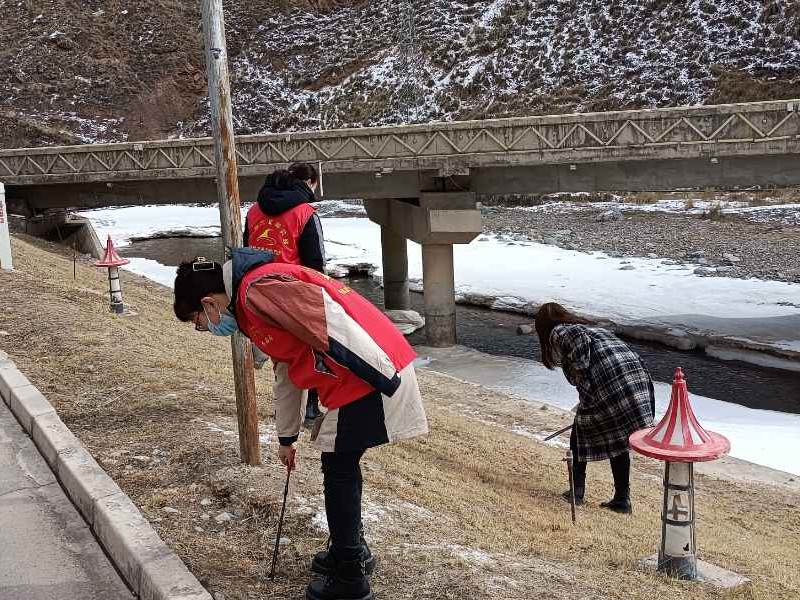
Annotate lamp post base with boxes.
[657,552,697,580]
[638,555,750,589]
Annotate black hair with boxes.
[266,162,319,190]
[288,161,318,184]
[173,258,226,322]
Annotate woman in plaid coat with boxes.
[536,303,655,514]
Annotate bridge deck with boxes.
[2,100,799,187]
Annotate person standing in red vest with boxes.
[245,162,325,421]
[173,250,428,600]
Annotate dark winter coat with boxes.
[243,174,325,272]
[551,324,655,462]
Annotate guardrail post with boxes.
[0,183,13,271]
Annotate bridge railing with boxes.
[1,99,798,185]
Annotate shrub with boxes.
[702,202,725,221]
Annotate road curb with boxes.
[0,354,212,600]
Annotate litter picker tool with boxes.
[544,423,573,442]
[564,449,577,524]
[269,448,296,580]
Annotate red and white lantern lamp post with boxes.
[95,236,130,314]
[630,367,730,580]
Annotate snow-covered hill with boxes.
[1,0,798,145]
[223,0,800,134]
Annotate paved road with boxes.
[0,402,132,600]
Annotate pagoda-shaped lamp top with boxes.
[95,236,130,268]
[630,368,730,462]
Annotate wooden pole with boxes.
[200,0,261,465]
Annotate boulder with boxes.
[595,209,623,222]
[326,265,349,278]
[345,262,377,277]
[384,309,425,335]
[722,253,741,264]
[214,512,234,523]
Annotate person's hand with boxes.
[278,444,297,472]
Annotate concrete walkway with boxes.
[0,402,132,600]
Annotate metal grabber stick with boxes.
[269,448,296,580]
[564,449,577,524]
[544,423,573,442]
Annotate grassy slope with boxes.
[0,234,798,599]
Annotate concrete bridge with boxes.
[3,99,800,345]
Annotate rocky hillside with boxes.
[1,0,799,147]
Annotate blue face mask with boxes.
[204,305,238,337]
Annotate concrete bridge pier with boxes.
[367,193,481,347]
[421,243,456,346]
[380,226,410,310]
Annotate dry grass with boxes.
[1,235,799,600]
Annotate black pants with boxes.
[570,429,630,498]
[306,389,320,420]
[321,450,365,563]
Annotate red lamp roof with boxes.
[95,236,130,268]
[630,368,730,463]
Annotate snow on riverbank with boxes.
[321,218,800,320]
[84,204,223,245]
[79,205,800,357]
[82,201,366,248]
[513,198,800,225]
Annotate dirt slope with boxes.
[1,234,799,599]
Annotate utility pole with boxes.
[200,0,261,465]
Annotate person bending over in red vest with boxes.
[173,249,428,600]
[245,162,325,422]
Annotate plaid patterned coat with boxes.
[552,325,655,462]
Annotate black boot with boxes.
[563,449,587,506]
[306,559,374,600]
[602,453,632,514]
[561,487,585,505]
[311,525,376,576]
[600,496,632,514]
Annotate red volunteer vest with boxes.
[246,202,316,265]
[236,262,417,410]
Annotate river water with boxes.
[121,236,800,415]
